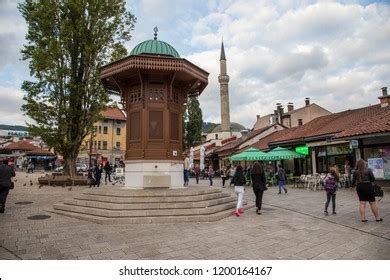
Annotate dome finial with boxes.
[153,26,158,40]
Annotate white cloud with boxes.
[0,86,29,125]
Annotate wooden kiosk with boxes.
[100,30,208,188]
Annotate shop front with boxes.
[308,142,354,174]
[361,136,390,182]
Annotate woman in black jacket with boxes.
[251,162,266,215]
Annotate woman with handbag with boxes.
[352,159,383,222]
[0,159,16,213]
[251,162,267,215]
[232,164,246,217]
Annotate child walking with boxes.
[232,165,246,217]
[324,168,339,215]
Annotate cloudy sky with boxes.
[0,0,389,129]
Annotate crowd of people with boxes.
[182,154,384,221]
[0,154,384,224]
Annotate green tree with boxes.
[19,0,136,177]
[185,97,203,149]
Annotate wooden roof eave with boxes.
[100,55,208,82]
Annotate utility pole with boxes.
[89,127,95,168]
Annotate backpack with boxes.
[325,176,337,194]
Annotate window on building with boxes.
[98,141,101,150]
[116,142,120,149]
[103,126,108,134]
[116,120,122,125]
[116,127,121,135]
[215,134,218,140]
[98,126,101,134]
[103,141,107,150]
[298,119,303,126]
[103,119,108,123]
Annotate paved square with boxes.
[0,172,389,260]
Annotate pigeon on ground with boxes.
[38,184,43,188]
[14,179,17,182]
[30,180,33,186]
[68,187,72,191]
[23,183,26,186]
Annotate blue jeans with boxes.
[184,170,189,185]
[278,180,286,193]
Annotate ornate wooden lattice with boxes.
[147,86,165,102]
[129,86,142,103]
[172,87,179,104]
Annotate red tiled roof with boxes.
[6,140,38,151]
[25,149,55,156]
[251,130,291,151]
[193,143,215,160]
[100,107,126,121]
[221,135,237,144]
[215,125,278,153]
[335,106,390,138]
[270,104,386,144]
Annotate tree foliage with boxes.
[19,0,136,177]
[184,97,203,149]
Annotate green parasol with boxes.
[230,147,269,161]
[265,146,306,160]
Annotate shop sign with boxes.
[295,145,309,155]
[350,140,359,149]
[326,143,352,156]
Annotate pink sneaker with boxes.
[234,210,241,217]
[238,208,244,214]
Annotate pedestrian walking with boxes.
[208,165,214,186]
[183,153,190,186]
[94,164,103,188]
[251,162,266,215]
[0,159,16,213]
[27,161,34,173]
[277,164,287,194]
[324,168,339,215]
[229,164,236,186]
[344,160,352,187]
[232,165,246,217]
[194,164,200,184]
[221,167,227,187]
[352,159,383,223]
[104,161,112,183]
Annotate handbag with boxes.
[9,181,14,190]
[374,184,384,200]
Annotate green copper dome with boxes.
[130,39,180,58]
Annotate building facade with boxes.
[79,107,127,165]
[253,98,331,130]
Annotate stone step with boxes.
[82,187,222,197]
[53,201,239,218]
[73,192,230,203]
[63,196,236,210]
[49,203,254,224]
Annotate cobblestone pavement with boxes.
[0,172,389,260]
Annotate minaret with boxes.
[218,39,231,138]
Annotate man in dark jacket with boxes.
[104,161,112,183]
[0,159,16,213]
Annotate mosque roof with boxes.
[130,39,180,58]
[211,122,246,133]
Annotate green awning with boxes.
[265,147,306,160]
[230,147,269,161]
